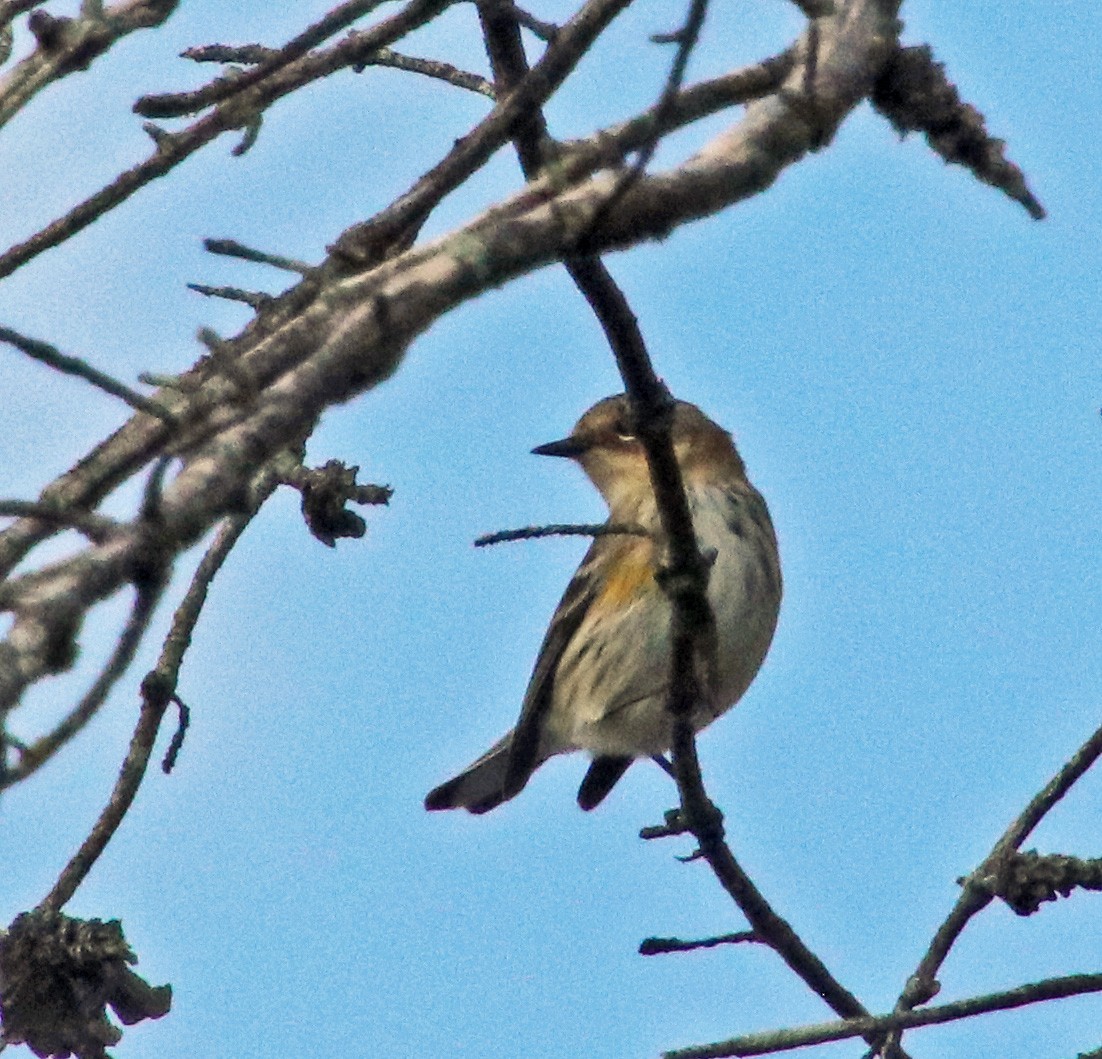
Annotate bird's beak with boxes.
[532,436,586,459]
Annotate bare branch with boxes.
[0,0,178,130]
[584,0,710,242]
[148,460,282,701]
[1,581,158,791]
[893,721,1102,1015]
[0,501,117,542]
[549,49,794,171]
[355,47,495,98]
[187,283,273,309]
[639,931,758,956]
[331,0,638,265]
[181,42,277,65]
[160,694,189,773]
[0,325,175,422]
[989,722,1102,859]
[36,664,168,912]
[0,0,452,280]
[872,44,1045,219]
[230,111,262,155]
[202,237,311,273]
[470,6,908,1051]
[32,460,281,902]
[664,973,1102,1058]
[473,522,647,547]
[135,0,393,118]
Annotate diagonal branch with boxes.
[0,0,453,280]
[0,325,174,422]
[35,460,280,905]
[0,0,178,131]
[872,44,1045,219]
[892,721,1102,1017]
[664,972,1102,1058]
[134,0,395,118]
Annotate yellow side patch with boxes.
[596,553,654,607]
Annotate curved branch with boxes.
[2,580,156,791]
[0,0,178,131]
[477,5,903,1051]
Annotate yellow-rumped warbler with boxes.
[425,394,781,813]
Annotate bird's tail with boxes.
[576,755,633,811]
[425,732,525,814]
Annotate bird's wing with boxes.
[501,536,610,799]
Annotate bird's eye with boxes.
[613,420,635,442]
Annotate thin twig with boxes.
[331,0,636,264]
[355,47,495,97]
[664,973,1102,1058]
[34,477,174,905]
[135,0,392,118]
[36,659,165,911]
[0,500,117,542]
[182,42,278,64]
[474,522,646,547]
[579,0,710,248]
[231,112,263,155]
[188,282,273,309]
[202,237,311,272]
[640,931,757,955]
[0,0,178,131]
[0,0,451,280]
[151,459,284,705]
[36,462,280,908]
[990,721,1102,858]
[1,573,162,791]
[0,325,175,422]
[893,721,1102,1017]
[161,694,189,772]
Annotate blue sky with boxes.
[1,2,1100,1057]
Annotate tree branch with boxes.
[665,973,1102,1058]
[0,325,174,422]
[474,522,647,547]
[35,460,280,903]
[0,0,905,735]
[136,0,392,118]
[0,0,178,131]
[892,721,1102,1017]
[0,0,453,279]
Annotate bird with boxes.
[424,394,781,814]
